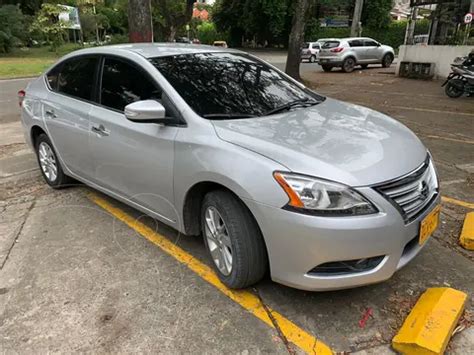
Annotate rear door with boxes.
[43,56,99,178]
[88,56,179,223]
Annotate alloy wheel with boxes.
[204,206,233,276]
[38,142,58,182]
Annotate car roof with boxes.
[62,43,242,59]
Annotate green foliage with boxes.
[197,21,218,44]
[30,3,69,51]
[109,33,129,44]
[0,4,26,52]
[361,0,393,29]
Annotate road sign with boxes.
[464,13,473,24]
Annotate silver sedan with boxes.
[20,44,440,291]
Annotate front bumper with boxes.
[245,188,440,291]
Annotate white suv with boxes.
[318,37,395,73]
[300,41,323,63]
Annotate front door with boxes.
[363,39,383,63]
[89,56,179,224]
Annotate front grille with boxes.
[374,157,438,223]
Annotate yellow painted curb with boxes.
[392,287,467,355]
[460,212,474,250]
[441,196,474,209]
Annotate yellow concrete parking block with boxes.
[392,287,467,355]
[460,212,474,250]
[88,192,333,355]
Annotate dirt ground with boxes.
[0,61,473,353]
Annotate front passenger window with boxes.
[101,58,162,112]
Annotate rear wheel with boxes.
[201,190,267,289]
[342,57,356,73]
[321,65,332,72]
[445,82,464,98]
[382,53,394,68]
[35,133,73,188]
[309,55,316,63]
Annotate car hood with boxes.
[212,98,427,186]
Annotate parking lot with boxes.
[1,55,473,353]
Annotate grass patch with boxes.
[0,44,85,79]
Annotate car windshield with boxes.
[322,41,340,49]
[149,52,323,119]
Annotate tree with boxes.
[30,3,69,51]
[361,0,392,30]
[0,4,26,50]
[152,0,196,42]
[128,0,153,42]
[285,0,310,80]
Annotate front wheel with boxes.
[445,82,464,98]
[382,53,394,68]
[309,55,316,63]
[201,190,267,289]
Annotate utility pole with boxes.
[350,0,364,37]
[128,0,153,43]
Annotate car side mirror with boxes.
[377,43,381,47]
[124,100,172,124]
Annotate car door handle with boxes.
[91,124,110,137]
[45,109,57,118]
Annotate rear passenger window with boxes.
[46,65,61,90]
[56,57,98,101]
[100,58,162,112]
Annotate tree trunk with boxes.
[128,0,153,43]
[350,0,364,37]
[285,0,310,81]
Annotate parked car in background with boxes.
[300,41,325,63]
[318,37,395,73]
[213,41,228,48]
[20,44,439,291]
[176,37,192,43]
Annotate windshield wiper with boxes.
[264,98,319,116]
[202,113,257,120]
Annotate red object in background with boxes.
[358,308,373,328]
[18,89,25,107]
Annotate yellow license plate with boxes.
[419,205,441,245]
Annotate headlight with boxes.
[273,172,378,216]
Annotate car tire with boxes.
[321,65,332,72]
[382,53,394,68]
[201,190,267,289]
[309,55,316,63]
[360,64,369,69]
[342,57,356,73]
[35,133,74,188]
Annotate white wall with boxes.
[396,45,473,79]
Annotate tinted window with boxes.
[101,58,162,111]
[322,41,339,49]
[364,40,379,47]
[57,57,98,100]
[302,42,310,49]
[349,40,363,47]
[150,52,321,118]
